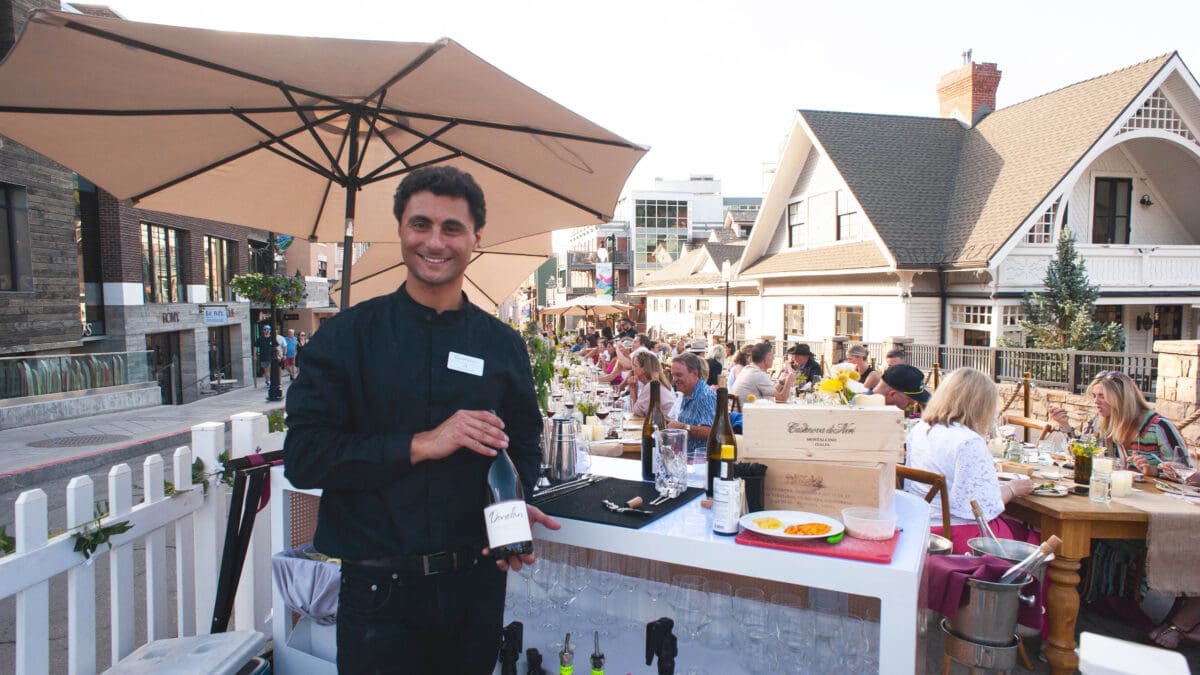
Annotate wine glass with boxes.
[642,560,671,616]
[704,580,734,650]
[595,402,612,437]
[668,574,709,642]
[770,592,811,675]
[588,550,621,634]
[559,547,590,620]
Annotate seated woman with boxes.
[627,350,673,418]
[904,367,1034,554]
[726,344,753,392]
[1051,371,1193,479]
[844,344,876,389]
[598,340,626,389]
[1051,371,1200,649]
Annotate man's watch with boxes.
[685,424,691,434]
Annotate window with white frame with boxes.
[836,191,860,241]
[696,299,710,312]
[1026,199,1059,244]
[787,201,806,247]
[950,304,993,326]
[783,304,804,336]
[1001,305,1023,328]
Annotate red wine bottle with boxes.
[484,448,533,558]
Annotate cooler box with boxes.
[103,631,267,675]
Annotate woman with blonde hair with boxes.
[1051,371,1192,479]
[904,367,1034,553]
[627,350,674,418]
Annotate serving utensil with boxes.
[601,499,653,516]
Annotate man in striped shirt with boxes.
[667,352,718,455]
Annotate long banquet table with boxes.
[1005,490,1152,675]
[544,456,930,674]
[270,458,929,674]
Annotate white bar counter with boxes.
[270,458,929,674]
[544,456,928,675]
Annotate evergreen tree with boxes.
[1013,228,1124,351]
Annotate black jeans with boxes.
[336,560,507,674]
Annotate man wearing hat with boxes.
[255,324,277,386]
[785,343,823,392]
[874,364,931,417]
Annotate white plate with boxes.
[1033,469,1064,481]
[1032,486,1069,497]
[996,472,1022,481]
[739,510,845,540]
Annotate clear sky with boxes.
[99,0,1199,198]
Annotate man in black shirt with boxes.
[284,166,559,674]
[254,324,276,385]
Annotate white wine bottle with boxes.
[970,499,1003,548]
[484,447,533,559]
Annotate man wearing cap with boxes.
[874,364,931,417]
[255,324,276,385]
[785,343,823,392]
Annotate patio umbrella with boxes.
[0,10,646,307]
[332,233,550,312]
[541,294,632,317]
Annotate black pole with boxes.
[267,233,283,402]
[724,280,730,344]
[338,113,360,311]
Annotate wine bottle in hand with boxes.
[485,447,533,559]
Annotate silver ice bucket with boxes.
[548,411,579,482]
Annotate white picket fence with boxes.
[0,411,281,675]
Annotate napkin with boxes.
[925,554,1043,629]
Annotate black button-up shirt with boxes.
[283,284,543,560]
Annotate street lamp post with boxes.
[721,260,732,344]
[266,232,283,402]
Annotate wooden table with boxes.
[1005,490,1150,675]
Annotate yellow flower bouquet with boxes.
[816,367,861,405]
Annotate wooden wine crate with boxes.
[757,458,896,518]
[740,403,905,464]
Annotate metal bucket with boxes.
[548,412,579,482]
[947,573,1036,646]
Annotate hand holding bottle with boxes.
[484,503,561,572]
[411,409,508,463]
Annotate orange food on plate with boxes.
[784,522,832,536]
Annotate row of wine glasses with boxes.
[508,549,880,673]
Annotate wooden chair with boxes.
[729,394,742,412]
[895,465,951,535]
[1004,414,1054,442]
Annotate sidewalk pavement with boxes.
[0,380,291,494]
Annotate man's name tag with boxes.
[447,351,485,377]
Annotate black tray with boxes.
[531,477,703,529]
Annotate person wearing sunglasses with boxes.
[1050,371,1194,482]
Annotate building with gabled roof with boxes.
[735,52,1200,350]
[638,232,753,341]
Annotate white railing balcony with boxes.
[1001,244,1200,292]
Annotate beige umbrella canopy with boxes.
[541,295,632,316]
[0,10,646,306]
[332,233,550,312]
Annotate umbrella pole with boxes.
[339,114,360,310]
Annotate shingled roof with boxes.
[638,240,746,290]
[791,53,1174,269]
[741,240,889,276]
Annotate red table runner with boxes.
[735,528,900,564]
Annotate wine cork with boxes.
[625,496,644,508]
[700,498,714,509]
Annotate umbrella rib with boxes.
[59,17,351,109]
[306,129,353,240]
[365,40,449,105]
[464,275,500,310]
[351,95,392,181]
[359,120,458,184]
[130,108,347,203]
[232,110,342,181]
[369,152,464,185]
[443,143,607,220]
[373,108,646,151]
[279,86,346,183]
[0,104,342,116]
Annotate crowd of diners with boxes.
[543,318,1200,650]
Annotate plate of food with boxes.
[739,510,845,540]
[1033,468,1065,481]
[1032,483,1069,497]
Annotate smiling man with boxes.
[284,166,559,674]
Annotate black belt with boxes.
[343,547,484,576]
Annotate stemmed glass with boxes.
[531,558,560,632]
[668,574,709,642]
[588,550,621,634]
[558,547,591,620]
[642,560,671,618]
[704,580,733,650]
[516,560,541,619]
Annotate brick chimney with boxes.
[937,61,1002,126]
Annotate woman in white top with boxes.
[904,367,1034,553]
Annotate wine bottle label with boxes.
[712,478,741,534]
[484,500,533,548]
